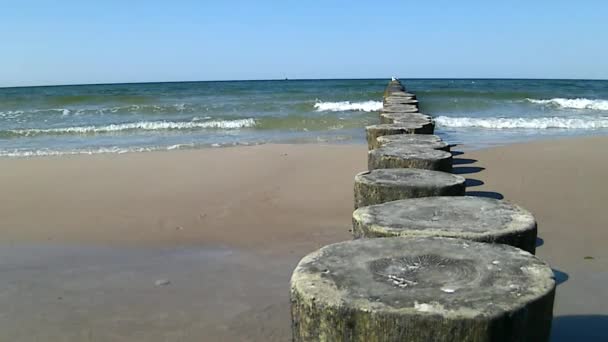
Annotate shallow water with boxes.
[1,79,608,156]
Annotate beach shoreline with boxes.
[3,78,608,157]
[1,137,607,341]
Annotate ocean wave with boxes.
[526,98,608,111]
[0,142,263,157]
[0,108,73,116]
[418,89,536,100]
[314,100,382,112]
[435,116,608,129]
[0,103,201,119]
[0,146,153,157]
[4,118,256,137]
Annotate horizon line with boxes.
[2,77,608,89]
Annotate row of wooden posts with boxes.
[289,79,556,341]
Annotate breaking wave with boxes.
[314,100,382,112]
[527,98,608,111]
[3,118,256,137]
[435,116,608,129]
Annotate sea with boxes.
[1,79,608,157]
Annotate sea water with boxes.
[1,79,607,156]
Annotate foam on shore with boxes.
[527,98,608,111]
[4,118,257,137]
[314,100,383,112]
[435,116,608,129]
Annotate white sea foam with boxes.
[527,98,608,111]
[166,143,195,150]
[0,146,152,157]
[314,100,383,112]
[0,111,24,120]
[435,116,608,129]
[0,141,267,157]
[0,103,200,119]
[9,118,256,136]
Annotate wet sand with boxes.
[0,139,607,341]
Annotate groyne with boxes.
[290,79,555,341]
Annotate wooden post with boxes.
[291,237,555,342]
[379,112,433,125]
[382,104,420,113]
[376,134,449,151]
[354,169,465,208]
[368,145,452,171]
[352,196,538,254]
[366,124,435,150]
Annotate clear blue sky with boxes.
[1,0,606,87]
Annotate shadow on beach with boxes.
[464,178,484,187]
[536,237,544,247]
[465,191,504,200]
[453,153,504,199]
[452,166,486,175]
[552,268,569,286]
[452,158,477,165]
[552,315,608,342]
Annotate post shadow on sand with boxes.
[536,237,544,248]
[448,143,584,341]
[464,178,484,187]
[452,158,477,165]
[551,315,608,342]
[465,191,504,200]
[452,166,485,175]
[552,268,569,286]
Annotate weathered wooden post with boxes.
[291,237,555,342]
[384,92,417,101]
[383,98,419,107]
[366,123,435,149]
[383,81,405,97]
[354,168,465,208]
[368,145,452,171]
[380,107,420,116]
[382,104,420,113]
[352,196,538,254]
[379,112,433,125]
[376,134,450,151]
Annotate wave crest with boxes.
[314,100,382,112]
[435,116,608,129]
[6,118,256,137]
[527,98,608,111]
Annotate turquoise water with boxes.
[1,79,608,156]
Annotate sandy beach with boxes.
[1,137,607,341]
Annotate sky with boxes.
[1,0,606,87]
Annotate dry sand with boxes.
[0,138,606,341]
